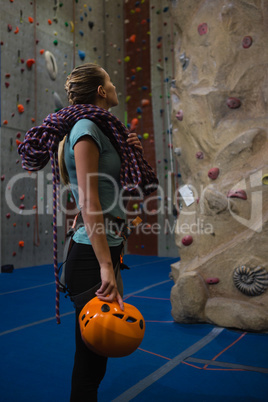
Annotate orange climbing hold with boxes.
[18,241,25,248]
[40,49,45,54]
[14,26,19,34]
[129,34,136,43]
[28,17,34,23]
[48,19,52,25]
[17,104,24,114]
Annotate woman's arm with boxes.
[74,135,124,310]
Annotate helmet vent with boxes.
[113,313,124,319]
[84,320,89,327]
[81,314,86,321]
[139,320,144,330]
[126,316,137,323]
[101,304,111,312]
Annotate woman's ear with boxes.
[97,85,106,98]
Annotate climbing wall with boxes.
[150,0,179,257]
[169,0,268,331]
[0,0,125,269]
[123,0,179,257]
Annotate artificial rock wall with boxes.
[0,0,125,269]
[170,0,268,331]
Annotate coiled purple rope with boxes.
[18,104,158,323]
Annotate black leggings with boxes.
[65,241,123,402]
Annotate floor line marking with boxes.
[186,357,268,374]
[0,282,55,296]
[123,279,171,300]
[0,311,75,337]
[128,257,178,268]
[112,327,224,402]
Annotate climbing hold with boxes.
[141,99,150,107]
[7,24,12,32]
[79,30,84,36]
[88,21,94,29]
[17,104,24,114]
[242,36,253,49]
[136,107,142,114]
[208,167,219,180]
[18,241,25,248]
[196,151,204,159]
[53,39,58,46]
[26,58,35,69]
[16,139,22,146]
[227,189,247,200]
[40,49,45,54]
[14,26,19,34]
[28,17,34,23]
[124,56,130,62]
[1,175,5,181]
[130,118,139,131]
[16,132,21,138]
[176,110,183,121]
[3,120,8,125]
[227,97,241,109]
[53,92,63,110]
[70,21,74,32]
[48,19,52,25]
[174,147,181,156]
[179,53,189,70]
[136,67,142,72]
[13,252,16,256]
[5,82,10,88]
[182,235,193,246]
[78,50,86,60]
[20,194,25,200]
[233,265,268,296]
[45,51,58,80]
[143,133,149,140]
[6,213,11,219]
[198,23,208,35]
[133,203,139,210]
[206,278,219,285]
[262,174,268,185]
[129,34,136,43]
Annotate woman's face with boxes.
[102,70,119,108]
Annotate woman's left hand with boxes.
[127,133,143,154]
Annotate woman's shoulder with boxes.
[70,119,104,150]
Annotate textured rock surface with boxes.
[170,0,268,331]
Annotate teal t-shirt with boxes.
[64,119,125,247]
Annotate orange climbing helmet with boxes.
[79,297,145,357]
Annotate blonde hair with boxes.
[59,63,106,185]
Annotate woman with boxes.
[59,63,144,401]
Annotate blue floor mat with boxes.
[1,256,268,402]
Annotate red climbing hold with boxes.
[198,23,208,35]
[227,97,241,109]
[227,189,247,200]
[242,36,253,49]
[26,58,35,69]
[208,167,219,180]
[176,110,183,121]
[182,235,193,246]
[196,151,204,159]
[206,278,219,284]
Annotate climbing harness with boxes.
[59,212,142,309]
